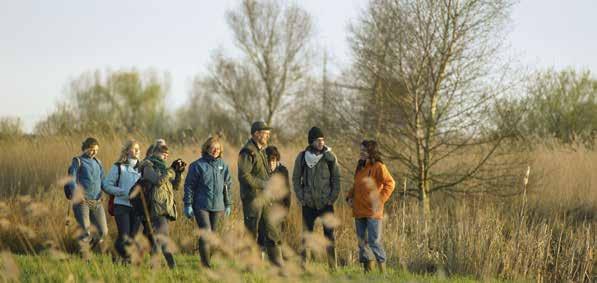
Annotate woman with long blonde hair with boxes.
[102,139,142,264]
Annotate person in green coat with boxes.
[138,144,186,269]
[238,121,283,267]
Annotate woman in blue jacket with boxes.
[102,139,142,264]
[183,136,232,268]
[67,137,108,257]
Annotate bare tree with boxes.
[345,0,523,233]
[206,0,313,128]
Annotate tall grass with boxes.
[0,135,594,282]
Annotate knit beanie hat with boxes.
[81,137,99,151]
[308,127,324,145]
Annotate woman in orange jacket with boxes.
[346,140,395,273]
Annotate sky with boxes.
[1,0,596,132]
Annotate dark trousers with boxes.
[302,205,335,242]
[113,204,141,260]
[302,205,337,268]
[194,209,223,267]
[242,198,281,248]
[141,216,175,268]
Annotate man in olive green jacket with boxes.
[238,121,283,267]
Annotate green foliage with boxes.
[494,69,597,147]
[35,69,171,137]
[525,69,597,145]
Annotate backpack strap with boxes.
[300,151,306,186]
[72,156,82,181]
[114,162,122,187]
[301,151,335,185]
[326,155,335,180]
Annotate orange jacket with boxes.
[347,161,396,219]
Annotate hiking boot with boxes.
[377,261,386,273]
[362,260,374,273]
[326,246,337,271]
[266,245,284,268]
[300,249,310,270]
[90,238,104,253]
[164,252,176,269]
[198,240,211,268]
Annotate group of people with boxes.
[64,121,396,273]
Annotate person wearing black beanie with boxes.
[292,126,341,271]
[308,127,324,145]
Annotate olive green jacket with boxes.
[140,160,182,221]
[292,147,341,210]
[238,139,270,202]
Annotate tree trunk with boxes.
[418,178,431,246]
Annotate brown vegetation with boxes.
[0,135,594,282]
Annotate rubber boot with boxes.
[300,249,310,270]
[377,261,386,273]
[326,246,337,271]
[266,245,284,268]
[362,260,374,273]
[164,252,176,269]
[198,239,211,268]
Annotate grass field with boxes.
[9,254,485,283]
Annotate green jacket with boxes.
[141,160,182,221]
[292,147,341,210]
[238,139,270,202]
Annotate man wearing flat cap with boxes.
[238,121,283,267]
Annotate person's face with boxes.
[359,145,369,160]
[312,137,325,151]
[253,130,271,146]
[268,159,278,172]
[128,143,141,160]
[85,145,99,158]
[209,142,222,158]
[156,151,169,161]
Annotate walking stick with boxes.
[64,201,71,234]
[138,185,158,249]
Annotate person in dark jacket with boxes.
[265,146,291,215]
[265,146,291,263]
[102,139,142,264]
[66,137,108,258]
[292,127,341,270]
[183,136,232,268]
[238,121,283,268]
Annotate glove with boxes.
[224,206,231,217]
[170,159,180,170]
[63,182,74,200]
[171,159,187,173]
[183,206,194,219]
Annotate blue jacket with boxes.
[102,160,141,207]
[183,155,232,211]
[68,155,104,200]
